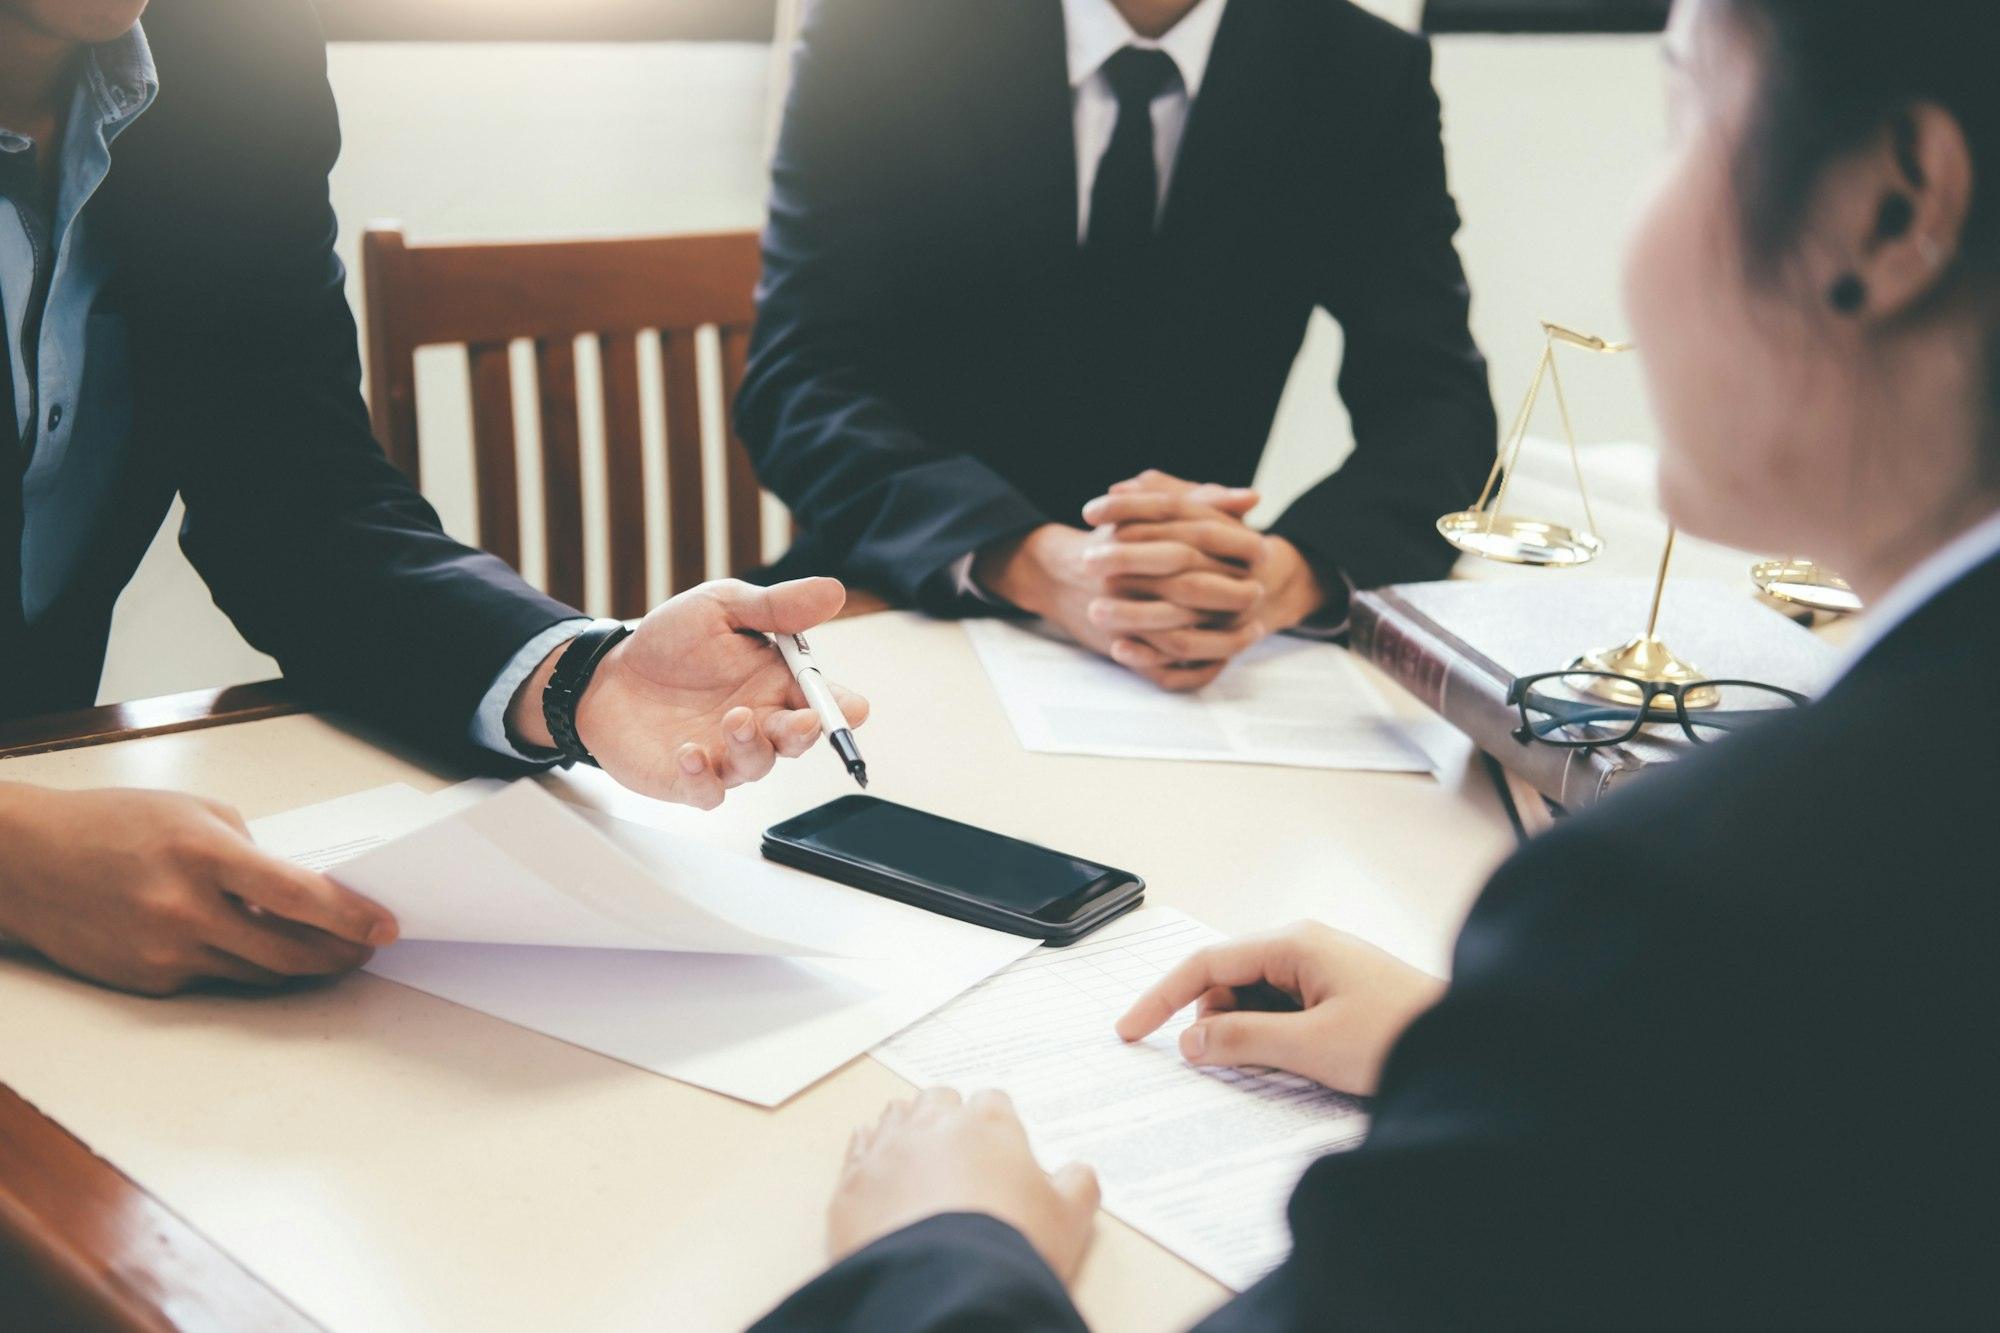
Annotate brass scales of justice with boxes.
[1435,320,1857,711]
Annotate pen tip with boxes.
[853,767,870,789]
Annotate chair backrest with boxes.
[361,224,778,618]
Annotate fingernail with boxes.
[734,721,756,742]
[368,920,398,948]
[1182,1025,1206,1060]
[680,749,705,774]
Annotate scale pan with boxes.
[1751,560,1862,615]
[1437,511,1603,567]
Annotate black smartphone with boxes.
[762,796,1144,944]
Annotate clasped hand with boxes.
[977,470,1326,691]
[825,922,1444,1284]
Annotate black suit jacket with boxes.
[0,0,573,751]
[739,0,1495,612]
[753,549,2000,1330]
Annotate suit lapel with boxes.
[1,314,24,658]
[1159,0,1301,266]
[958,0,1078,275]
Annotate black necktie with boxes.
[1083,47,1181,268]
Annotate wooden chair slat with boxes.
[465,342,523,571]
[535,337,588,610]
[600,331,650,619]
[660,331,708,596]
[719,325,764,577]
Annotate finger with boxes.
[673,743,726,811]
[214,839,397,948]
[714,706,778,789]
[1186,483,1261,517]
[1109,641,1229,693]
[1131,622,1265,664]
[1112,519,1264,567]
[1115,936,1309,1042]
[1083,492,1255,528]
[967,1088,1017,1120]
[708,576,847,635]
[207,899,373,978]
[1052,1162,1102,1217]
[1112,571,1264,614]
[763,707,822,759]
[1109,468,1196,494]
[1181,1010,1312,1072]
[1086,597,1203,635]
[199,798,252,837]
[1083,541,1246,581]
[195,947,292,990]
[913,1086,963,1120]
[1196,985,1241,1018]
[828,683,870,728]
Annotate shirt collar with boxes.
[0,22,156,159]
[1062,0,1230,99]
[1830,505,2000,683]
[80,21,160,137]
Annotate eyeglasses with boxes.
[1507,672,1809,749]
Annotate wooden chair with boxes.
[361,224,782,619]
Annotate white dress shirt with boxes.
[950,0,1231,600]
[1830,506,2000,684]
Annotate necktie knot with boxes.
[1100,46,1180,111]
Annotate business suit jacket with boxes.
[753,549,2000,1330]
[739,0,1495,611]
[0,0,573,751]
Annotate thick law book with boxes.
[1352,578,1835,812]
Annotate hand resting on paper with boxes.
[0,785,397,996]
[1115,921,1445,1096]
[827,1087,1101,1286]
[507,577,869,810]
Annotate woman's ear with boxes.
[1816,102,1974,321]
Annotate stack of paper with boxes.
[873,906,1370,1290]
[253,782,1038,1106]
[965,619,1428,772]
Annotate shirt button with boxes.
[46,403,63,432]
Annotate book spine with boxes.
[1351,591,1622,812]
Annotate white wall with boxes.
[101,14,1674,703]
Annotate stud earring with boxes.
[1828,274,1867,314]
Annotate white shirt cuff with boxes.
[949,552,1010,608]
[469,618,593,761]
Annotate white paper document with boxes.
[252,783,1038,1106]
[965,619,1428,772]
[872,907,1370,1291]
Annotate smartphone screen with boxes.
[775,798,1118,921]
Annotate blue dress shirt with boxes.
[0,25,579,756]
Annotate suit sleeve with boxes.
[1268,36,1495,595]
[126,1,578,760]
[734,0,1048,612]
[749,1213,1089,1333]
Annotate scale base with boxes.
[1569,635,1719,710]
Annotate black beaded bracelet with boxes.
[540,620,630,768]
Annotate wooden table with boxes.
[0,611,1516,1331]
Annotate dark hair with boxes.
[1718,0,1998,280]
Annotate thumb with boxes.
[1052,1161,1101,1217]
[713,576,847,635]
[1180,1011,1307,1072]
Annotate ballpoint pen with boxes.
[771,632,869,788]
